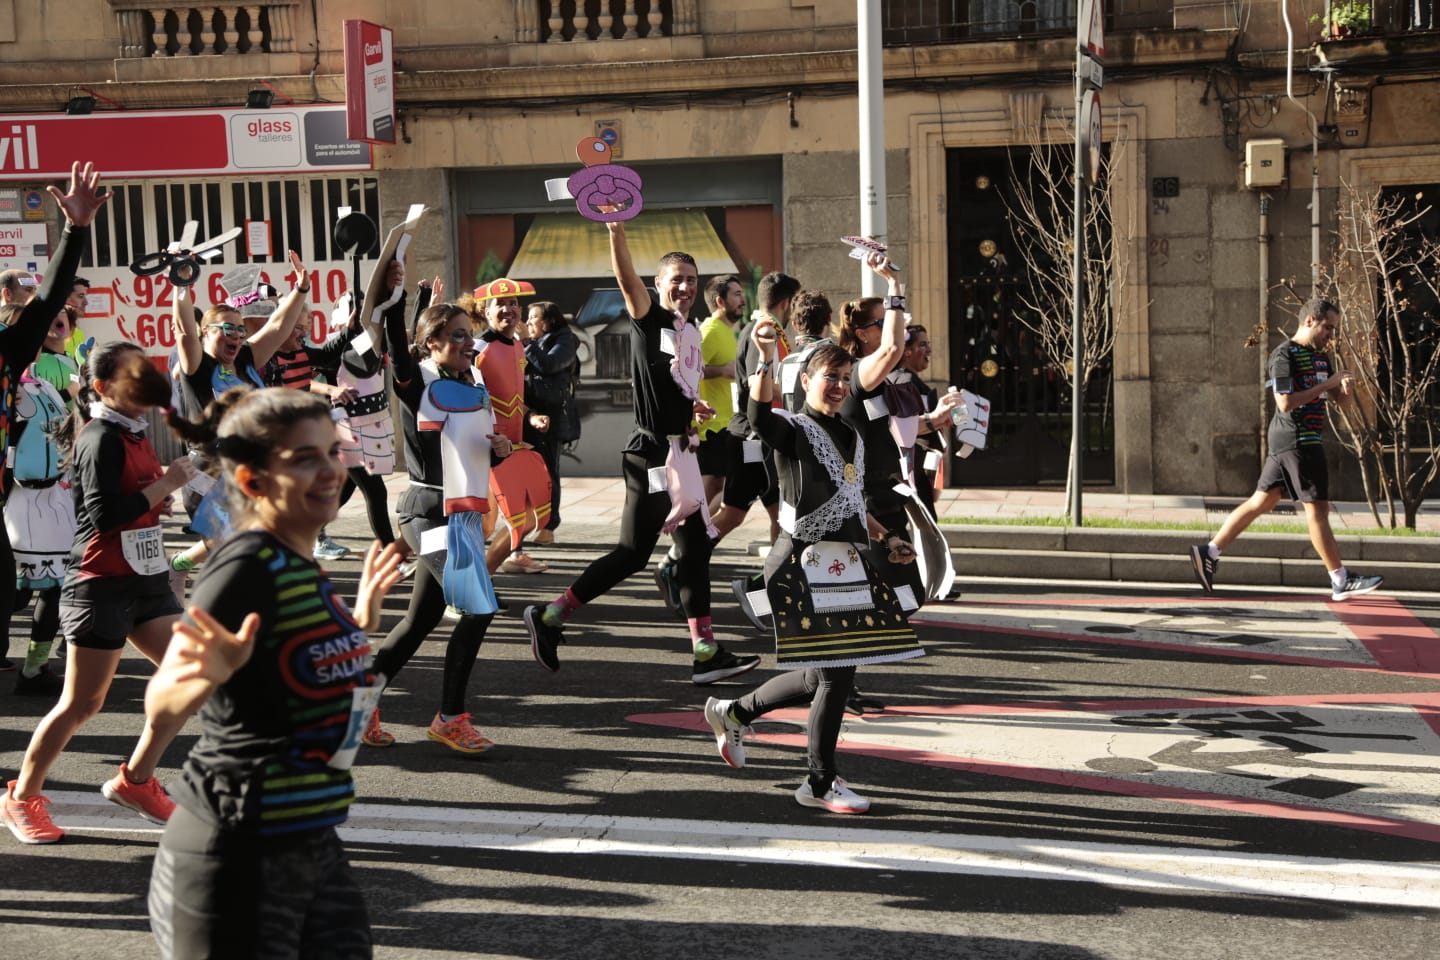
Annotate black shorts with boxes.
[721,433,778,510]
[696,431,728,477]
[1257,446,1328,502]
[59,573,182,650]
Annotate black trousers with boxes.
[569,449,714,618]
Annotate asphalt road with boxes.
[2,513,1438,960]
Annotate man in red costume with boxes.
[471,278,554,575]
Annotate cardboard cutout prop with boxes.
[331,205,425,477]
[545,138,644,222]
[658,311,715,537]
[130,220,243,287]
[840,235,901,272]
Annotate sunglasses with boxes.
[206,322,245,336]
[855,319,883,331]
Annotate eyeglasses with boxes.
[206,322,245,336]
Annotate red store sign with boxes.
[0,105,371,180]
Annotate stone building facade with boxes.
[0,0,1434,494]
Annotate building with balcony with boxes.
[1,0,1436,494]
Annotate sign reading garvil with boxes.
[0,105,371,180]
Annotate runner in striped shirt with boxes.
[145,388,403,958]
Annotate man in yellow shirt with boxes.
[697,274,745,504]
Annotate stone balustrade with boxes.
[523,0,697,43]
[108,1,301,57]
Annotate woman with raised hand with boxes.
[2,340,197,844]
[361,301,510,753]
[145,387,402,958]
[0,162,105,675]
[702,320,923,814]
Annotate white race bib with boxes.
[329,683,384,772]
[419,524,447,556]
[121,525,167,576]
[742,439,763,464]
[647,465,667,494]
[863,394,890,421]
[659,328,677,357]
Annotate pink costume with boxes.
[661,311,715,538]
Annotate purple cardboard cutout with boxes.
[567,137,644,222]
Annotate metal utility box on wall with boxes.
[1244,139,1286,189]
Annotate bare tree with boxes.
[1004,116,1129,394]
[1288,182,1440,529]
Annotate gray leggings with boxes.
[149,804,372,960]
[730,665,857,793]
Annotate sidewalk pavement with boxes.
[481,476,1440,536]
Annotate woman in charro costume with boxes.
[701,322,924,815]
[469,277,553,576]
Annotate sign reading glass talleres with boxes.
[343,19,396,145]
[0,106,370,180]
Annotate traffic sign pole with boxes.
[1070,0,1105,526]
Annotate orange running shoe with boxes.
[101,763,175,824]
[2,780,63,844]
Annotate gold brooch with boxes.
[843,463,858,484]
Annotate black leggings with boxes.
[373,528,492,716]
[527,429,563,531]
[339,467,394,544]
[0,524,14,663]
[730,665,858,793]
[570,449,713,617]
[7,585,60,653]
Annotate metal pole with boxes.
[1069,32,1086,526]
[858,0,886,298]
[1258,192,1271,464]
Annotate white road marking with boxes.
[43,791,1440,909]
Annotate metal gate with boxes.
[945,146,1114,486]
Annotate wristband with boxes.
[755,360,771,375]
[889,295,907,311]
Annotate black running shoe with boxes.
[692,647,761,685]
[524,605,565,672]
[13,665,61,697]
[654,558,684,618]
[1332,574,1383,601]
[844,686,886,717]
[1188,544,1219,592]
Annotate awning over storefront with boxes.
[508,209,738,279]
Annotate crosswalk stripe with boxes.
[43,791,1440,908]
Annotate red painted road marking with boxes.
[634,694,1440,844]
[914,596,1440,679]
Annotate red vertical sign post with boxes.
[343,20,396,144]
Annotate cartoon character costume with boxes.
[472,278,552,550]
[416,360,500,616]
[4,371,75,589]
